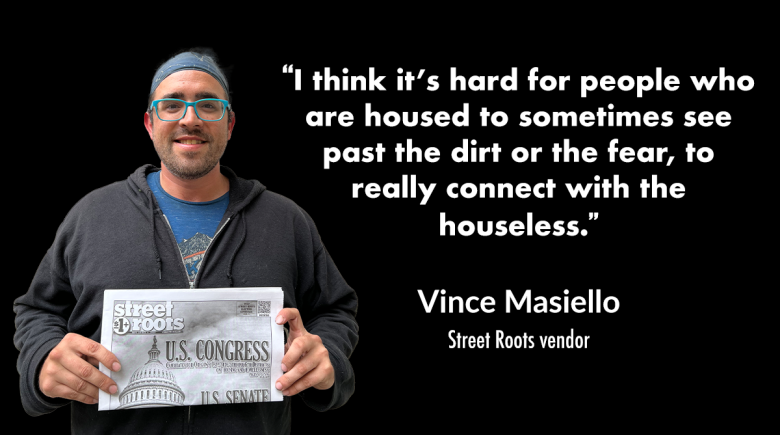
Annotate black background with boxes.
[9,38,770,432]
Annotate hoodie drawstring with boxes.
[148,191,162,280]
[226,211,247,287]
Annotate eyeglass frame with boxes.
[148,98,232,122]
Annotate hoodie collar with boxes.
[128,164,266,217]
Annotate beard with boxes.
[153,127,227,180]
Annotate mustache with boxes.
[169,128,212,142]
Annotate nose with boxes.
[179,104,202,127]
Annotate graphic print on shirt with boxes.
[178,232,213,282]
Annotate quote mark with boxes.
[581,212,599,236]
[282,65,301,90]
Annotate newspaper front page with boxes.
[99,288,284,411]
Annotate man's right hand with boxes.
[39,333,121,405]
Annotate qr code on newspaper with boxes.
[258,301,271,316]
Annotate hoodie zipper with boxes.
[192,217,231,289]
[162,215,196,289]
[161,214,231,428]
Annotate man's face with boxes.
[144,70,235,180]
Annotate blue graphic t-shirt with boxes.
[147,172,229,283]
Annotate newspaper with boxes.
[98,288,284,411]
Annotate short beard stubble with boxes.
[152,121,229,180]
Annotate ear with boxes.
[144,111,154,139]
[227,111,236,140]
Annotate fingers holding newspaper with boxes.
[274,308,335,396]
[39,333,121,405]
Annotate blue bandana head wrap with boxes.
[150,51,229,98]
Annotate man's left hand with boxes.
[274,308,334,396]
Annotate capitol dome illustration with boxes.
[118,336,185,409]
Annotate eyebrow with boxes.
[161,92,184,99]
[160,91,223,100]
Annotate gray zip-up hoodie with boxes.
[14,165,358,434]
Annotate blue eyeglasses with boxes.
[149,98,231,122]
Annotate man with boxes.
[14,49,358,434]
